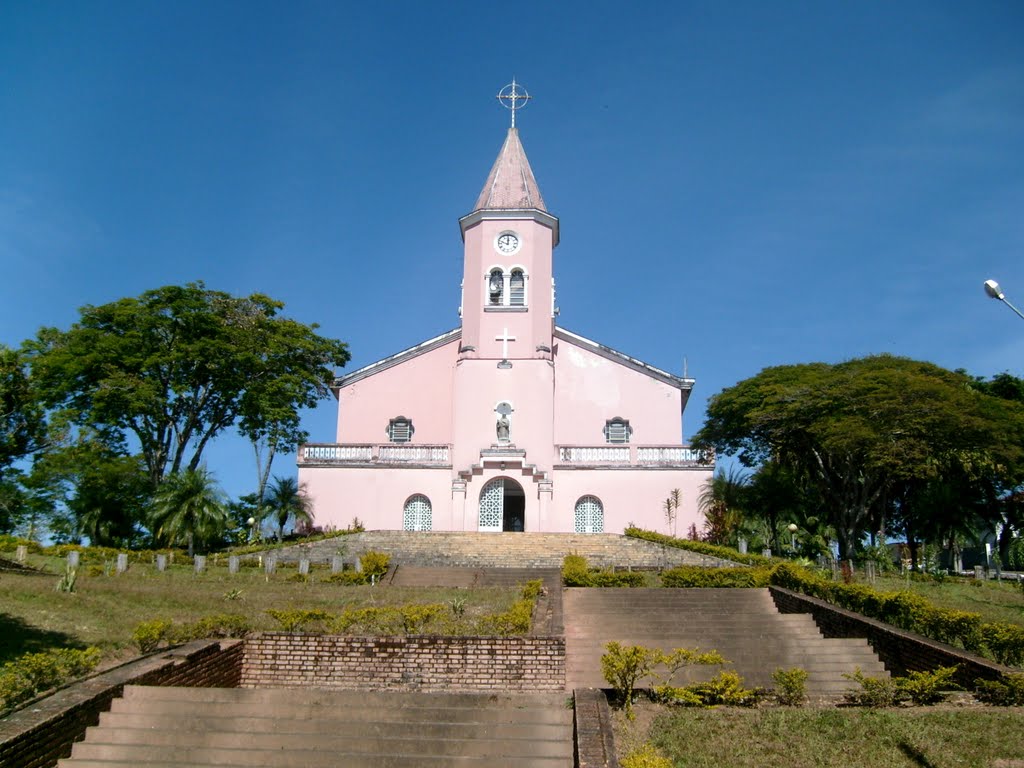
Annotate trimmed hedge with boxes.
[662,565,772,588]
[769,562,1024,667]
[562,553,646,587]
[624,527,773,567]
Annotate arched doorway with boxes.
[478,477,526,532]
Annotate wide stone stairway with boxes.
[57,686,574,767]
[563,587,887,696]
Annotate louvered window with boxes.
[387,417,414,443]
[510,270,525,306]
[488,269,504,306]
[604,418,632,444]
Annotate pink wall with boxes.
[300,460,711,535]
[451,358,555,473]
[553,337,684,445]
[335,338,459,445]
[300,466,456,532]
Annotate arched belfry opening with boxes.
[478,477,526,532]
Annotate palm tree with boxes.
[698,466,749,545]
[263,476,313,544]
[149,467,228,557]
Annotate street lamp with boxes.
[984,279,1024,321]
[787,523,798,555]
[247,517,257,543]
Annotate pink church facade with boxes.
[298,125,714,535]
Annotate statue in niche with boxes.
[496,413,510,443]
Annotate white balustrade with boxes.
[557,446,630,463]
[556,445,711,466]
[378,445,450,463]
[300,444,450,465]
[636,447,708,464]
[301,444,373,462]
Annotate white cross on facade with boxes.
[495,328,516,360]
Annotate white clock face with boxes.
[496,232,520,254]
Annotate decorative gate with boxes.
[403,495,432,531]
[479,479,504,532]
[574,495,604,534]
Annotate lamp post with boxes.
[247,517,257,543]
[984,279,1024,321]
[787,523,798,556]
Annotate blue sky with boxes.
[2,1,1022,502]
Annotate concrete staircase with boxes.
[563,588,887,697]
[58,685,574,767]
[292,531,735,569]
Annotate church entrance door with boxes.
[478,477,526,532]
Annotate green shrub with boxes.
[601,642,662,718]
[843,668,903,707]
[359,551,390,578]
[897,666,959,705]
[325,570,370,585]
[266,609,332,632]
[0,535,43,554]
[974,673,1024,706]
[591,570,647,587]
[520,579,544,600]
[621,743,674,768]
[0,647,101,712]
[179,613,251,639]
[624,527,773,566]
[681,670,764,707]
[772,667,809,706]
[662,565,770,588]
[980,623,1024,666]
[562,553,592,586]
[54,565,78,593]
[400,604,446,633]
[483,598,534,635]
[132,619,173,652]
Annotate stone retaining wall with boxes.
[769,585,1014,687]
[0,639,242,768]
[241,632,566,691]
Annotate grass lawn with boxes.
[0,559,521,665]
[871,573,1024,627]
[618,702,1024,768]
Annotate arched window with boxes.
[604,417,632,445]
[403,494,432,531]
[575,495,604,534]
[510,269,526,306]
[387,416,414,443]
[487,268,505,306]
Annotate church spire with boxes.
[472,127,547,212]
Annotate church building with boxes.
[298,86,713,535]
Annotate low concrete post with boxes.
[228,555,239,574]
[354,556,362,573]
[15,545,27,563]
[298,559,310,575]
[116,553,129,574]
[974,566,984,580]
[156,554,167,572]
[67,551,81,569]
[264,554,277,575]
[194,555,206,574]
[331,555,344,573]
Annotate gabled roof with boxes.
[472,127,547,212]
[554,326,696,409]
[332,328,461,390]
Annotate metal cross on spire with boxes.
[497,79,532,128]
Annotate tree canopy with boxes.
[26,283,350,490]
[695,355,1024,559]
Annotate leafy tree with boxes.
[149,466,228,556]
[0,345,45,481]
[262,476,313,543]
[27,283,349,490]
[696,356,1024,559]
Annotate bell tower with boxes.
[451,82,559,530]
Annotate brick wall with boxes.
[241,633,566,691]
[769,586,1013,687]
[0,639,243,768]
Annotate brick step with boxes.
[61,745,570,768]
[120,685,567,711]
[74,730,571,758]
[110,698,573,726]
[98,712,570,740]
